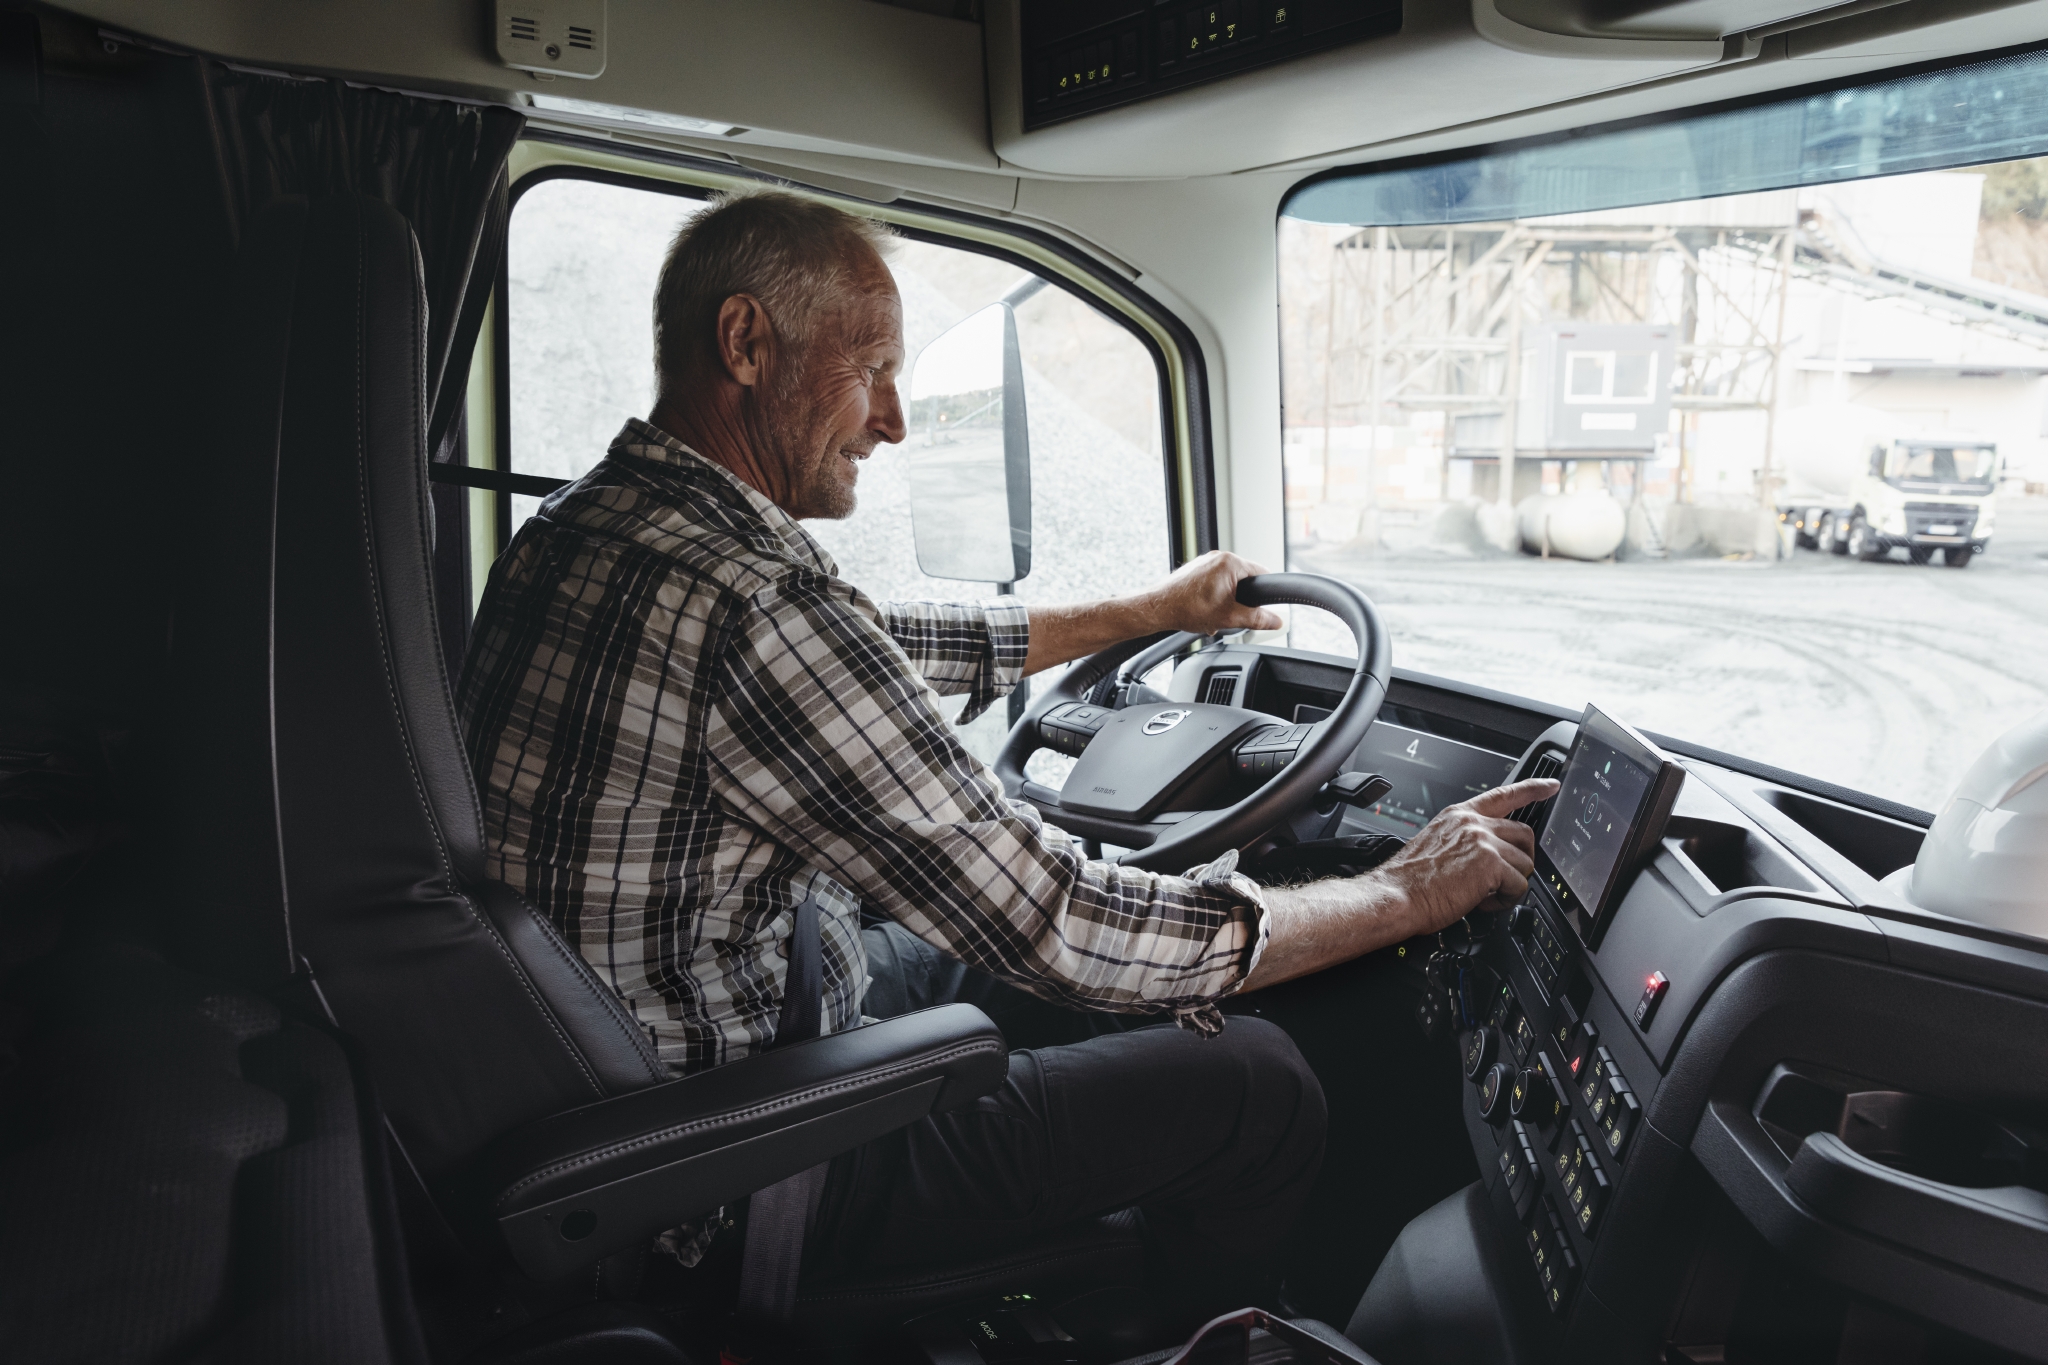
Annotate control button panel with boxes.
[1634,970,1669,1031]
[1560,1129,1612,1236]
[1461,1026,1498,1082]
[1600,1085,1641,1160]
[1497,1119,1544,1220]
[1512,895,1572,996]
[1022,0,1401,132]
[1478,1062,1514,1125]
[1464,896,1653,1319]
[1037,702,1112,757]
[1527,1203,1579,1314]
[1510,1012,1539,1065]
[1233,723,1311,779]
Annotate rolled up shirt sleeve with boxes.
[879,597,1030,724]
[707,572,1268,1031]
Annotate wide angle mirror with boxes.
[906,302,1032,584]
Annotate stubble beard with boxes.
[762,351,860,521]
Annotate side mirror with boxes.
[906,302,1031,585]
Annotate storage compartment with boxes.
[1753,788,1924,882]
[1661,818,1826,903]
[1755,1064,2048,1191]
[1748,1063,2048,1302]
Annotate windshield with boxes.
[1278,51,2048,815]
[1885,444,1999,488]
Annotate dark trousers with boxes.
[806,921,1328,1321]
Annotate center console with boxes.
[1447,708,1681,1322]
[1350,694,2048,1365]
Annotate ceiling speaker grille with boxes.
[508,16,538,41]
[567,25,595,48]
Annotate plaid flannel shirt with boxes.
[458,419,1268,1075]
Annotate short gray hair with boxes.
[653,187,895,398]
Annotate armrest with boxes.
[464,1003,1008,1280]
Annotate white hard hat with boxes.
[1882,708,2048,934]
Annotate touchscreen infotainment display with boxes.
[1535,706,1683,944]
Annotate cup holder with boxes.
[1755,1063,2048,1193]
[1751,1063,2048,1299]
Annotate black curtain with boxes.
[157,66,523,984]
[200,66,523,459]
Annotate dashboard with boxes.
[1160,643,2048,1362]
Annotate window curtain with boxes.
[199,66,523,460]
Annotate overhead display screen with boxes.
[1019,0,1401,131]
[1535,706,1682,943]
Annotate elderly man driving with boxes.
[458,189,1555,1323]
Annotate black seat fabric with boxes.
[212,195,667,1184]
[0,940,427,1365]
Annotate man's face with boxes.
[763,248,906,520]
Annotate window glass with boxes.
[504,175,1172,764]
[1279,58,2048,815]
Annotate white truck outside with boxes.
[1775,404,1998,568]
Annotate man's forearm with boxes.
[1237,874,1423,993]
[1021,595,1164,676]
[1018,552,1286,677]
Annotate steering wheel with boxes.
[994,573,1391,873]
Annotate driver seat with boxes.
[175,193,1150,1350]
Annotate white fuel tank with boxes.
[1515,492,1626,561]
[1882,708,2048,935]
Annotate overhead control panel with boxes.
[1019,0,1401,131]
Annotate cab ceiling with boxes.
[58,0,2048,186]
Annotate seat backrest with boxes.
[205,195,665,1181]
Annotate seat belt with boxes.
[735,893,828,1325]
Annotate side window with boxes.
[506,177,702,528]
[500,174,1174,758]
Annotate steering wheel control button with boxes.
[1634,970,1670,1031]
[1462,1027,1497,1081]
[1478,1062,1514,1125]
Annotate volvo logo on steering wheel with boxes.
[1142,708,1191,736]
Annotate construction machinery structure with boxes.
[1297,185,2048,553]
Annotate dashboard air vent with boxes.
[1200,669,1240,706]
[1513,749,1566,831]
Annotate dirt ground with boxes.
[1290,496,2048,815]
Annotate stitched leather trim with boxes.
[510,899,668,1081]
[344,204,603,1101]
[493,1036,1006,1211]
